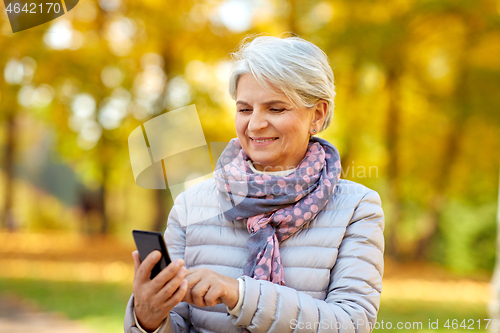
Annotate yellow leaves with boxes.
[359,63,386,94]
[345,0,415,24]
[406,15,470,96]
[470,32,500,70]
[312,2,335,24]
[424,48,456,96]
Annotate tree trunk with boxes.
[2,102,17,231]
[413,32,472,260]
[337,68,364,181]
[99,165,109,235]
[384,67,403,261]
[413,114,466,260]
[152,189,173,232]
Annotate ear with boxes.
[311,99,328,132]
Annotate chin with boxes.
[246,153,265,163]
[250,157,278,170]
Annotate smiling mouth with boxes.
[251,137,278,143]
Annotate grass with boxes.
[0,278,132,333]
[0,277,490,333]
[375,298,488,332]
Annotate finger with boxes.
[182,274,200,305]
[184,267,201,277]
[132,251,141,275]
[136,250,162,283]
[184,270,203,289]
[181,270,205,305]
[203,284,224,307]
[190,279,211,308]
[163,280,188,311]
[150,258,184,293]
[182,279,193,305]
[183,269,211,305]
[155,266,187,302]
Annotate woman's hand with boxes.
[132,250,188,332]
[183,268,239,309]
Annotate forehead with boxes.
[236,74,289,104]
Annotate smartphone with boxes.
[132,230,172,279]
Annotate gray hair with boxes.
[228,33,336,132]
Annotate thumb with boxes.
[132,251,141,275]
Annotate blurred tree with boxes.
[22,0,255,233]
[310,0,500,262]
[1,83,17,231]
[0,0,499,272]
[1,40,39,230]
[408,1,500,261]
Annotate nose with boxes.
[247,109,268,132]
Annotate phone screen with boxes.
[132,230,172,279]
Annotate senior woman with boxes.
[124,35,385,333]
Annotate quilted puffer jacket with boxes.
[124,177,385,333]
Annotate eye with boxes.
[237,108,251,113]
[270,108,286,113]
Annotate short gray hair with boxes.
[228,33,336,132]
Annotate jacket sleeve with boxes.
[124,192,191,333]
[228,189,385,333]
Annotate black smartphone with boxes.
[132,230,172,279]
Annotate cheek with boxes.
[234,117,248,138]
[278,119,305,137]
[293,117,312,136]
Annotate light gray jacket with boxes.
[124,178,385,333]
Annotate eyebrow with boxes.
[236,100,288,106]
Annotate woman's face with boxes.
[235,73,328,172]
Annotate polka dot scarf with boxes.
[214,136,342,286]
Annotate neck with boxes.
[253,164,296,173]
[247,161,296,176]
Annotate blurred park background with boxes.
[0,0,499,332]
